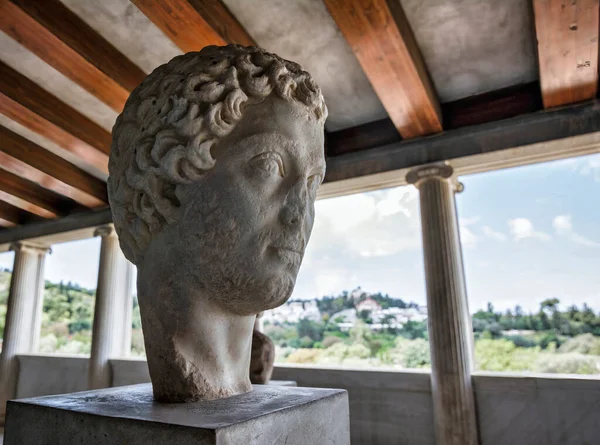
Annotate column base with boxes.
[4,383,350,444]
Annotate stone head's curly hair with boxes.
[108,45,328,265]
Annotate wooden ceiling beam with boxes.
[324,0,442,138]
[0,61,109,174]
[0,0,146,112]
[0,189,55,219]
[0,199,43,226]
[0,169,83,218]
[533,0,599,108]
[0,147,106,208]
[0,151,104,209]
[0,126,107,206]
[0,218,16,229]
[132,0,255,51]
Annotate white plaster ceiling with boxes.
[399,0,538,102]
[59,0,182,74]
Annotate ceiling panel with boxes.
[399,0,538,102]
[223,0,387,131]
[59,0,182,75]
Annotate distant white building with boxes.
[356,297,382,313]
[262,300,322,324]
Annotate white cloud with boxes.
[459,216,481,226]
[458,216,480,249]
[459,226,478,248]
[308,186,422,259]
[375,187,418,218]
[482,225,507,242]
[570,233,600,248]
[579,155,600,182]
[508,218,551,241]
[552,214,600,247]
[552,215,572,234]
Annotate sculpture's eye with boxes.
[250,152,285,178]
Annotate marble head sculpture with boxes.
[108,45,327,402]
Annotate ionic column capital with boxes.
[9,242,52,256]
[406,163,465,193]
[406,163,453,186]
[94,224,116,238]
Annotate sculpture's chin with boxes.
[215,273,296,316]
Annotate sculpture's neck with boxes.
[138,266,254,402]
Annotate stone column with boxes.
[88,225,128,389]
[407,163,479,445]
[119,260,134,357]
[0,242,50,418]
[30,247,51,352]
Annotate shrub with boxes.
[535,353,599,374]
[505,335,537,348]
[558,334,600,355]
[322,335,342,349]
[395,338,431,369]
[475,339,539,372]
[286,348,323,364]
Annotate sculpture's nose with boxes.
[280,180,308,227]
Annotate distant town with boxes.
[262,288,427,332]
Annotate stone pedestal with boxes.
[4,384,350,445]
[407,163,479,445]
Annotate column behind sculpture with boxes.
[88,225,130,389]
[30,248,50,352]
[0,242,50,419]
[407,163,479,445]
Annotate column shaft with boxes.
[408,164,479,445]
[30,250,49,352]
[0,243,49,418]
[119,260,134,357]
[88,225,127,389]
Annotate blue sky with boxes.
[0,153,598,313]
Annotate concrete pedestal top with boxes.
[4,383,350,444]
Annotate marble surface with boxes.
[109,46,327,402]
[5,383,350,444]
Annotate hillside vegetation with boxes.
[1,270,599,374]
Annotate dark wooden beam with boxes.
[0,151,104,209]
[533,0,599,108]
[132,0,255,52]
[0,189,55,219]
[325,100,600,183]
[0,218,16,229]
[324,0,441,138]
[0,169,82,218]
[327,119,401,157]
[0,0,145,112]
[0,61,110,174]
[0,126,108,206]
[441,82,543,130]
[0,207,112,245]
[328,83,544,157]
[0,199,44,226]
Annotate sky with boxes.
[0,153,598,313]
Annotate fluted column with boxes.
[30,247,51,352]
[88,225,128,389]
[119,260,134,357]
[407,163,479,445]
[0,242,50,418]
